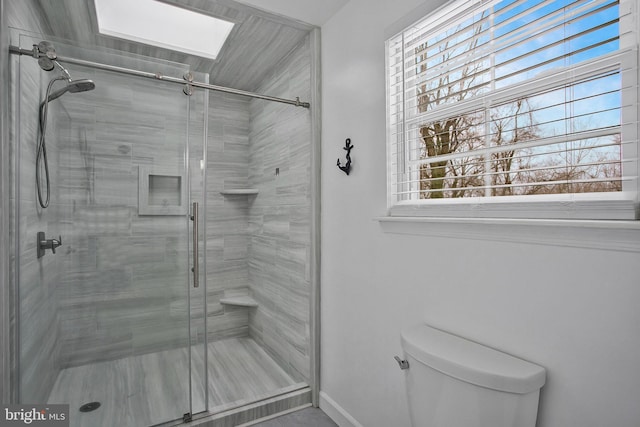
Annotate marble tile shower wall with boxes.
[13,56,66,404]
[7,0,63,403]
[248,37,312,383]
[203,92,254,342]
[185,87,255,345]
[53,70,197,367]
[187,86,207,347]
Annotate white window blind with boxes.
[387,0,639,219]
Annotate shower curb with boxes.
[185,387,312,427]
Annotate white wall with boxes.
[320,1,640,427]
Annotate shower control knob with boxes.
[37,232,62,258]
[50,236,62,254]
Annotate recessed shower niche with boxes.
[138,167,187,215]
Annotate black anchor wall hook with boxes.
[337,138,354,175]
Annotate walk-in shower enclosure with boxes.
[1,1,320,426]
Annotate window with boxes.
[386,0,639,219]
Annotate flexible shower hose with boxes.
[36,76,67,209]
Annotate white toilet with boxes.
[398,324,546,427]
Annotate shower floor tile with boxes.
[47,337,302,427]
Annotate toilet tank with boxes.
[400,324,546,427]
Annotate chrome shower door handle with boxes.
[191,202,199,288]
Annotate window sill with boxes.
[376,216,640,252]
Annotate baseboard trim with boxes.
[319,391,363,427]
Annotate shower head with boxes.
[44,79,96,104]
[66,79,96,94]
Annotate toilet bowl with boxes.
[399,324,546,427]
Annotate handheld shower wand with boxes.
[35,41,95,209]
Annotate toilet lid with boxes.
[401,324,546,394]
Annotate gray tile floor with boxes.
[251,408,337,427]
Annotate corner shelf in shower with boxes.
[220,189,259,196]
[220,295,259,308]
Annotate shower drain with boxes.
[79,402,101,412]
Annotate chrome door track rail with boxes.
[9,44,311,108]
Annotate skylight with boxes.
[94,0,234,60]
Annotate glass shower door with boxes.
[14,33,207,426]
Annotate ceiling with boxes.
[34,0,316,91]
[233,0,349,27]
